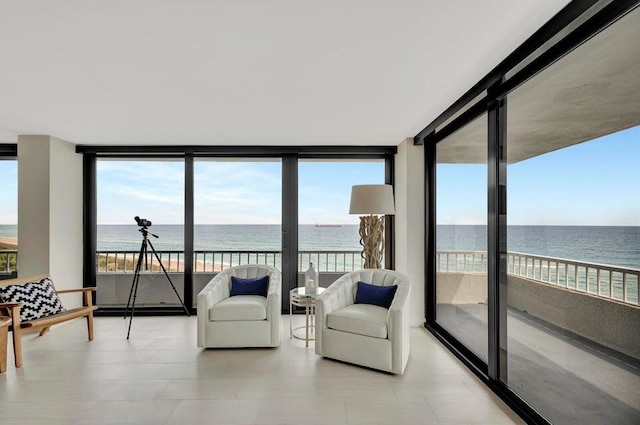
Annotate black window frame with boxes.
[78,145,396,315]
[0,144,18,279]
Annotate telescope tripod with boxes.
[124,227,190,339]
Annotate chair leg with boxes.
[87,313,94,341]
[0,326,8,373]
[12,329,22,368]
[39,327,51,336]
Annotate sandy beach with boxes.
[0,237,17,247]
[97,252,225,273]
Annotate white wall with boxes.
[49,136,83,299]
[17,135,83,307]
[17,136,51,277]
[394,138,425,326]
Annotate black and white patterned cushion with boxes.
[0,277,66,321]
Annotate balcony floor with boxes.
[437,304,640,425]
[0,315,523,425]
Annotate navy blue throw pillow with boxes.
[230,276,269,297]
[354,281,398,309]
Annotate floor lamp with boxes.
[349,184,395,269]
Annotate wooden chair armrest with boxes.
[56,287,96,307]
[56,287,96,294]
[0,302,23,308]
[0,315,11,327]
[0,302,22,327]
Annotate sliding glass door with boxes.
[435,114,488,362]
[426,3,640,424]
[503,7,640,424]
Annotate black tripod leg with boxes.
[147,240,191,316]
[124,238,147,339]
[125,241,147,319]
[126,269,141,340]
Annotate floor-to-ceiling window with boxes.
[193,158,282,306]
[423,2,640,424]
[0,156,17,277]
[504,6,640,423]
[435,114,488,362]
[297,159,386,288]
[81,148,395,314]
[95,159,186,309]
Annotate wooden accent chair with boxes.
[0,315,11,373]
[0,274,97,368]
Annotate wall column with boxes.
[395,138,425,326]
[18,135,83,306]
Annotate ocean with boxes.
[437,225,640,270]
[0,224,638,269]
[92,224,363,252]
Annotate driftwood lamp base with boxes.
[358,214,385,269]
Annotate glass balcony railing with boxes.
[3,248,637,305]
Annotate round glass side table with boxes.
[289,287,325,347]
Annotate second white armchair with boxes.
[315,269,410,374]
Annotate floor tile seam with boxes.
[149,366,210,380]
[139,378,173,400]
[458,374,487,395]
[11,361,168,369]
[156,383,243,400]
[7,376,171,383]
[343,407,439,425]
[314,383,397,393]
[252,398,348,422]
[0,400,100,412]
[423,395,509,423]
[168,397,262,424]
[390,381,439,399]
[391,374,471,387]
[236,391,321,399]
[14,377,176,384]
[416,393,439,420]
[161,398,182,424]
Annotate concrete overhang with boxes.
[437,6,640,164]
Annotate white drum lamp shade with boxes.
[349,184,395,215]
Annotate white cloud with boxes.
[0,213,17,224]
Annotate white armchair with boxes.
[315,269,410,374]
[197,264,281,348]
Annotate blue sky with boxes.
[0,126,638,226]
[0,159,17,224]
[507,126,640,225]
[94,159,385,225]
[436,125,640,226]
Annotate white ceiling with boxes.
[0,0,570,146]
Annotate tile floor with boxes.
[0,315,524,425]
